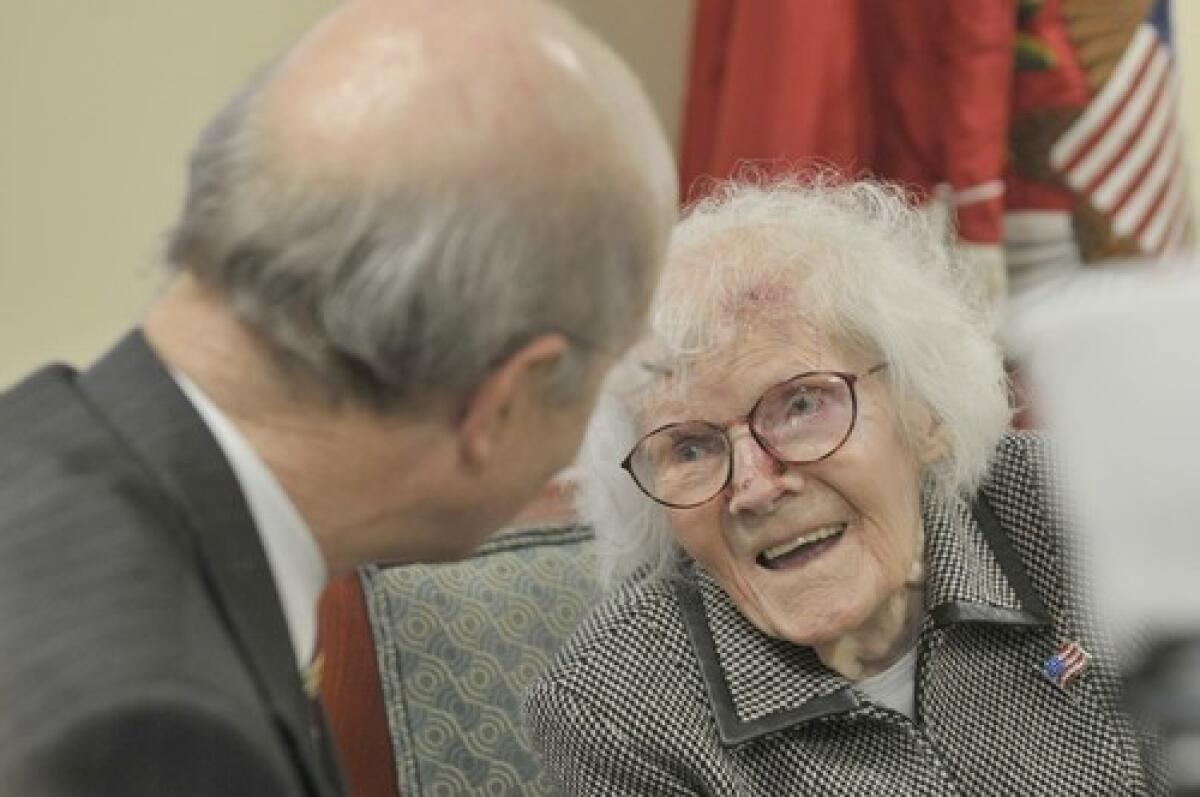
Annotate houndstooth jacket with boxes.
[525,433,1163,794]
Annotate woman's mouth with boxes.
[756,523,847,570]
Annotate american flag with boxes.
[1049,21,1192,257]
[1043,641,1091,691]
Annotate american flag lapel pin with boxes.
[1042,641,1091,691]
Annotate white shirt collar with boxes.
[172,371,328,669]
[856,645,918,720]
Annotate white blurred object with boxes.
[1015,260,1200,642]
[1003,210,1082,306]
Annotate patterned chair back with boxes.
[361,523,598,795]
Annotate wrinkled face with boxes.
[648,320,931,647]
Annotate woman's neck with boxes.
[813,574,925,682]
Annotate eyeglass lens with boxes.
[628,372,855,507]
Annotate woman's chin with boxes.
[758,602,862,649]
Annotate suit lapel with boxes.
[675,567,858,746]
[922,492,1051,631]
[79,331,341,796]
[677,490,1053,747]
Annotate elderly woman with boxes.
[524,178,1160,794]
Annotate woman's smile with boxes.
[755,521,847,570]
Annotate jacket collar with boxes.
[78,330,340,795]
[675,489,1052,747]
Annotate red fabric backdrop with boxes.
[679,0,1015,244]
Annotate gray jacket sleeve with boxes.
[525,676,699,796]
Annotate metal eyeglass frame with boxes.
[620,363,888,509]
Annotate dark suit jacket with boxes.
[0,332,344,796]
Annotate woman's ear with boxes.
[908,401,950,466]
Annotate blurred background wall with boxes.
[0,0,694,389]
[0,0,1196,389]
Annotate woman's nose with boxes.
[726,427,796,515]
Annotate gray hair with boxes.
[165,66,661,411]
[580,174,1013,586]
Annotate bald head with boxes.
[164,0,677,411]
[262,0,674,205]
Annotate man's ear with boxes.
[457,333,569,467]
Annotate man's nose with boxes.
[726,426,796,515]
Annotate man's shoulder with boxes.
[0,361,156,511]
[0,355,188,538]
[0,360,192,623]
[0,366,259,766]
[0,362,89,440]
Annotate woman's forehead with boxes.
[639,319,851,423]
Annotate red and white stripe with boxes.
[1050,24,1193,257]
[1054,642,1091,689]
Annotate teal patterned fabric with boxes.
[361,524,598,795]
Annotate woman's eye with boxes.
[672,436,718,463]
[788,390,821,416]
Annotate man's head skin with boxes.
[144,0,677,576]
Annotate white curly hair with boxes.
[578,173,1013,587]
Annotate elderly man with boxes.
[0,1,676,794]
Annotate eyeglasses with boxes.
[621,364,887,509]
